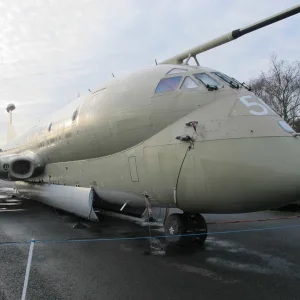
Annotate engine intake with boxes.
[9,157,35,179]
[0,151,45,180]
[12,159,31,175]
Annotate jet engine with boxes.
[0,151,45,180]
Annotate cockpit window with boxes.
[181,77,198,89]
[155,76,182,93]
[212,72,240,88]
[166,68,188,75]
[194,73,221,88]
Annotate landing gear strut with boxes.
[164,213,207,245]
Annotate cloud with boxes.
[0,0,299,147]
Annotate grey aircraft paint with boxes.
[1,5,300,219]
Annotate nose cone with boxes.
[176,136,300,213]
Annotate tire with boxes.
[164,213,187,245]
[187,214,207,245]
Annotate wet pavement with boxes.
[0,184,300,300]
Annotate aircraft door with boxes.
[175,144,207,212]
[143,144,190,207]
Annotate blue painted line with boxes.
[0,223,300,247]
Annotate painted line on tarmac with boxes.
[0,223,300,247]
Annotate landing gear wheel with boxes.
[164,213,207,246]
[164,213,187,245]
[186,214,207,245]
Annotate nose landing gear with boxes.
[164,213,207,245]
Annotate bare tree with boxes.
[249,54,300,127]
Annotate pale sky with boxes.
[0,0,299,147]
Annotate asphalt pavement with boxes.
[0,184,300,300]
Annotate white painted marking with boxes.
[240,95,269,115]
[21,239,35,300]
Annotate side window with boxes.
[181,77,198,89]
[155,76,182,94]
[72,109,78,122]
[48,122,52,132]
[194,73,221,87]
[212,72,240,88]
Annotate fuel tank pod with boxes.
[15,182,98,221]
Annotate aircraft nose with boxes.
[176,136,300,213]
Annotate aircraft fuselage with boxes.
[2,64,300,214]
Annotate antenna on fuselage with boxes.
[160,5,300,65]
[6,103,16,142]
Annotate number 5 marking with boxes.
[240,95,269,116]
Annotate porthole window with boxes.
[72,109,78,122]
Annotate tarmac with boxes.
[0,182,300,300]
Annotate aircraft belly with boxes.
[176,137,300,213]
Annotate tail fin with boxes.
[7,123,16,142]
[6,104,16,142]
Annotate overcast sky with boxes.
[0,0,299,147]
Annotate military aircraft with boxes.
[0,5,300,245]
